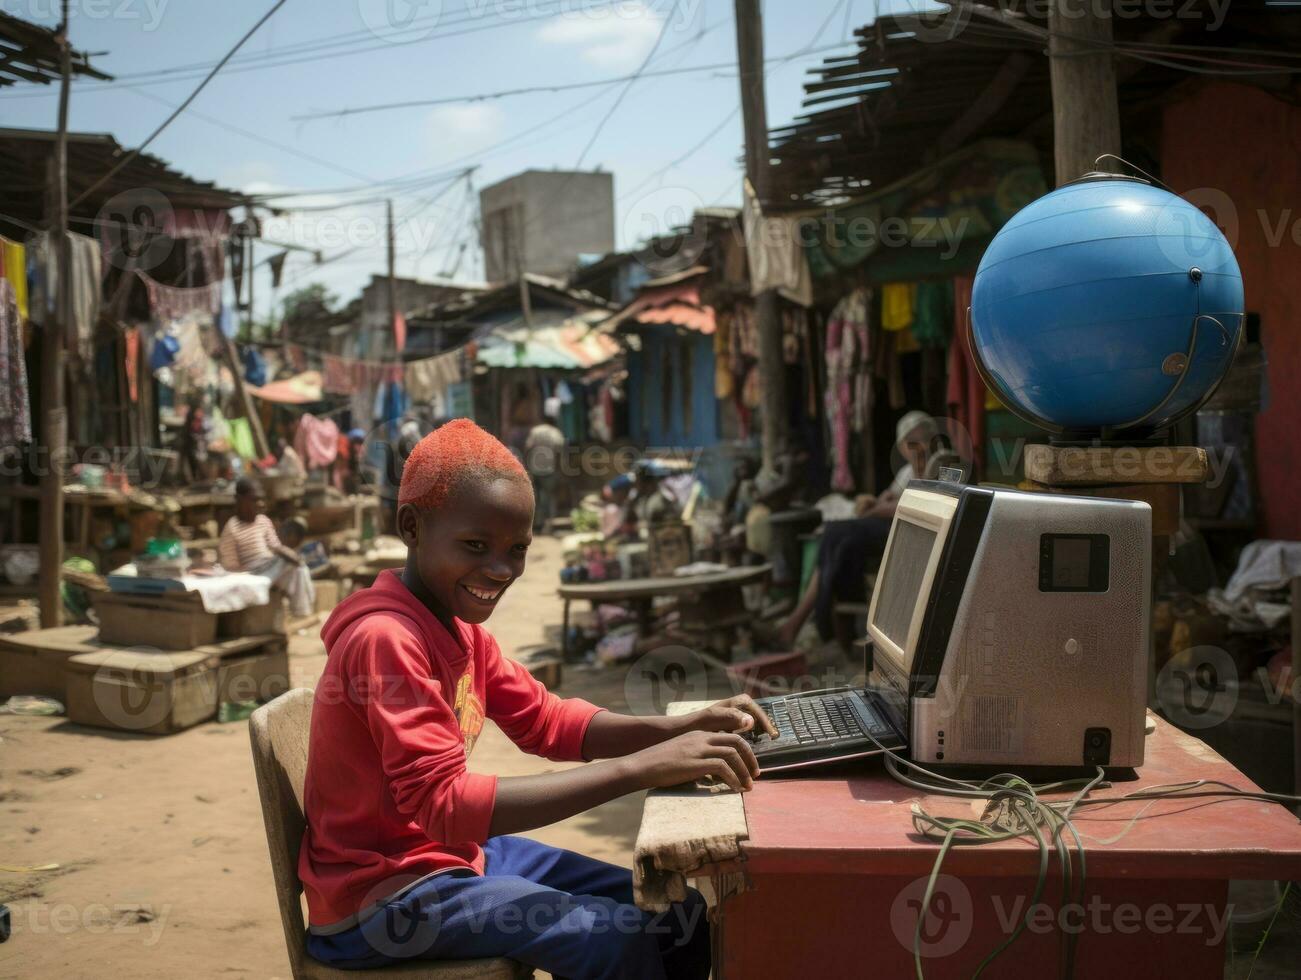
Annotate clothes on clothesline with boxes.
[912,280,953,347]
[742,178,814,307]
[28,230,102,363]
[137,271,220,322]
[404,349,463,403]
[824,287,872,492]
[241,345,267,387]
[0,236,28,321]
[0,279,32,447]
[945,274,984,478]
[880,282,915,332]
[295,412,341,469]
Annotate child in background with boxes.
[301,420,774,978]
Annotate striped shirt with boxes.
[218,514,281,572]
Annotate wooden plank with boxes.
[633,699,749,912]
[0,624,281,660]
[1024,444,1208,486]
[558,564,771,602]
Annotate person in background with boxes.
[218,478,315,616]
[524,403,566,533]
[764,411,939,649]
[275,435,307,479]
[179,396,209,484]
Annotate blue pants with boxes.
[306,836,711,980]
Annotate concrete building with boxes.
[480,170,614,284]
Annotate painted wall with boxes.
[479,170,615,283]
[1162,82,1301,540]
[627,328,720,449]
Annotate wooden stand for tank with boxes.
[1023,443,1210,704]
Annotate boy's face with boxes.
[398,477,534,626]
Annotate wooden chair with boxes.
[248,689,531,979]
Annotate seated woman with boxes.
[769,411,941,649]
[218,478,315,617]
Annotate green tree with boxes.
[281,283,339,325]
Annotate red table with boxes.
[637,713,1301,979]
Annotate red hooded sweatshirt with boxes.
[299,569,603,932]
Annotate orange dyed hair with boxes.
[398,418,530,512]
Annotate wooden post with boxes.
[387,198,400,349]
[1292,576,1300,818]
[733,0,788,473]
[38,5,72,628]
[1048,0,1122,185]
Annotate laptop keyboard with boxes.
[766,694,884,746]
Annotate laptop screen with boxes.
[871,518,938,666]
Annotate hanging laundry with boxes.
[218,302,237,339]
[28,231,102,362]
[742,178,814,307]
[226,416,257,461]
[241,345,267,387]
[294,412,340,469]
[0,236,28,321]
[138,271,220,321]
[404,350,462,403]
[946,274,985,478]
[322,354,353,395]
[124,327,139,402]
[824,287,871,492]
[911,280,953,347]
[0,280,31,447]
[880,282,916,332]
[149,332,180,371]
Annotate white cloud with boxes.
[425,102,506,158]
[537,1,665,69]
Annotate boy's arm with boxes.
[488,727,761,837]
[580,694,777,758]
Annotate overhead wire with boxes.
[68,0,292,211]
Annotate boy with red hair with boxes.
[300,419,773,978]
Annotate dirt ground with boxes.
[0,537,650,980]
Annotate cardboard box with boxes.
[93,591,217,650]
[62,642,289,735]
[0,628,89,700]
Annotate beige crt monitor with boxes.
[867,480,1151,769]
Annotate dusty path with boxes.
[0,537,646,980]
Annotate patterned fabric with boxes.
[218,514,280,571]
[0,279,32,447]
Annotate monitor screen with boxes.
[871,518,938,658]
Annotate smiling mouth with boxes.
[462,584,504,603]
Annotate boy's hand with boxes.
[631,730,760,793]
[686,694,778,739]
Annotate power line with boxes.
[69,0,292,210]
[576,0,681,168]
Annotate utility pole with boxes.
[1049,0,1122,185]
[733,0,788,474]
[387,198,399,351]
[38,2,72,629]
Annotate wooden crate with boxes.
[92,591,217,650]
[0,627,88,700]
[217,599,285,639]
[61,637,288,735]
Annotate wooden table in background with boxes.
[556,564,771,659]
[634,710,1301,979]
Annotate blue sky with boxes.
[2,0,914,321]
